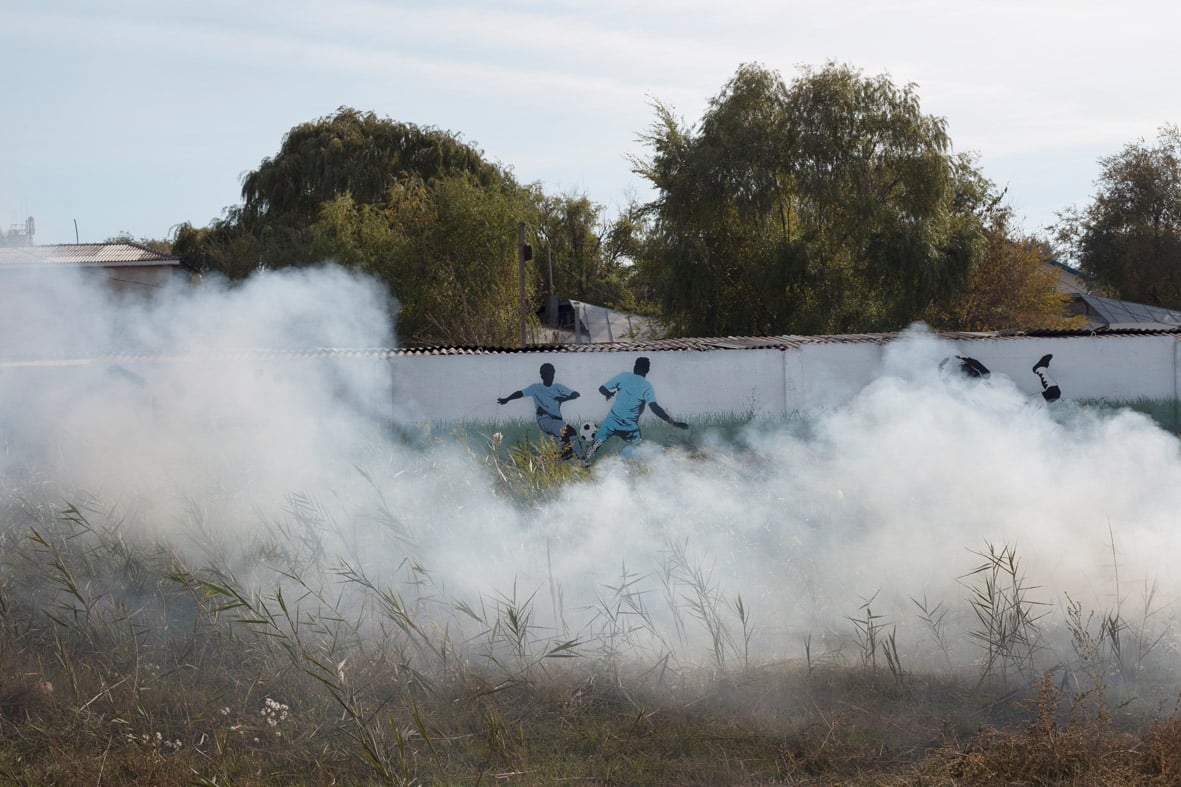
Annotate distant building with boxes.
[1,217,36,247]
[1039,258,1181,330]
[1046,258,1092,295]
[532,298,659,344]
[1068,293,1181,331]
[0,242,198,296]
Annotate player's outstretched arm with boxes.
[650,402,688,429]
[498,390,523,405]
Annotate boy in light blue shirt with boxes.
[582,356,687,466]
[498,362,583,458]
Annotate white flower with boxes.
[261,697,289,727]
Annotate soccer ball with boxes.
[579,421,597,442]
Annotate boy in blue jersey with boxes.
[581,356,687,466]
[497,362,583,459]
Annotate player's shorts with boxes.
[594,419,641,445]
[537,415,565,439]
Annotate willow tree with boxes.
[176,107,514,277]
[1057,125,1181,307]
[310,173,541,346]
[634,62,985,336]
[531,193,638,310]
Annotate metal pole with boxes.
[517,221,527,346]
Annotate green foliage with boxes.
[309,172,540,345]
[171,106,647,346]
[929,182,1079,331]
[1057,125,1181,308]
[633,62,987,336]
[178,106,512,279]
[534,193,638,310]
[479,431,586,505]
[237,106,509,268]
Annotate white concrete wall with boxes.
[390,333,1181,424]
[943,335,1178,401]
[8,332,1176,428]
[395,349,786,424]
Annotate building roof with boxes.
[0,242,191,269]
[1046,258,1093,295]
[389,325,1181,356]
[3,325,1180,368]
[1073,293,1181,330]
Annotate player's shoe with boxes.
[581,439,603,467]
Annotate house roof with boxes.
[1046,258,1093,295]
[0,242,192,269]
[1073,293,1181,330]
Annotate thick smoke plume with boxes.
[3,265,1180,679]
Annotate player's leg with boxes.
[582,419,617,466]
[537,416,569,457]
[558,423,582,459]
[618,427,643,459]
[1032,354,1061,402]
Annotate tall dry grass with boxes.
[0,435,1179,784]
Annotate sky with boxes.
[3,0,1179,246]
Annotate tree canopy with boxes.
[632,62,986,336]
[169,78,1102,347]
[173,107,514,278]
[1057,125,1181,308]
[929,175,1077,332]
[172,107,639,346]
[308,174,541,345]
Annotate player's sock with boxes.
[581,439,603,467]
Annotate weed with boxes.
[960,541,1049,690]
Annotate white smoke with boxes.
[0,264,397,539]
[3,265,1180,680]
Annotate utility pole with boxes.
[517,221,532,346]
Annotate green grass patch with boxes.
[1076,397,1181,434]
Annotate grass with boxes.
[1,416,1181,784]
[1075,396,1181,434]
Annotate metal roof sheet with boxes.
[1076,293,1181,328]
[400,326,1181,355]
[0,243,183,267]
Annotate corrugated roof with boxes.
[295,327,1181,357]
[1075,293,1181,329]
[4,327,1181,369]
[0,242,185,268]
